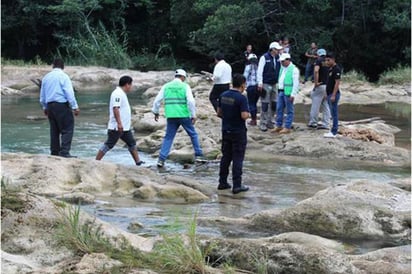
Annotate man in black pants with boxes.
[209,51,232,112]
[40,59,80,157]
[217,74,250,194]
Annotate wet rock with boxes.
[202,232,360,274]
[59,192,95,205]
[349,245,411,274]
[248,180,411,244]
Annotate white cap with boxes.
[269,41,283,50]
[247,53,258,60]
[175,69,187,78]
[279,53,291,61]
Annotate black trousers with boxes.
[47,102,74,156]
[219,130,247,188]
[209,83,230,112]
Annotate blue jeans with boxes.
[327,91,340,135]
[159,118,203,161]
[219,130,247,188]
[304,62,314,82]
[246,85,259,119]
[275,91,294,129]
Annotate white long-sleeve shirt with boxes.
[212,60,232,84]
[152,78,197,118]
[278,63,300,97]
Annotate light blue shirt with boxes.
[40,68,78,110]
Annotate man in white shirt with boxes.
[272,53,300,134]
[257,42,282,132]
[95,76,144,165]
[209,52,232,112]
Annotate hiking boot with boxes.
[157,159,165,167]
[279,128,292,134]
[232,185,249,194]
[217,183,232,190]
[271,127,283,133]
[195,156,207,163]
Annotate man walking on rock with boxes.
[95,76,144,165]
[152,69,206,167]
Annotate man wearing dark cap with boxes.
[40,59,80,158]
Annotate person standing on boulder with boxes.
[95,75,144,165]
[152,69,206,168]
[217,74,250,194]
[307,48,330,130]
[243,53,259,126]
[40,58,80,158]
[256,41,282,132]
[210,52,232,112]
[324,52,342,138]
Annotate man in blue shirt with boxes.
[40,59,80,157]
[217,74,250,194]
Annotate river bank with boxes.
[1,65,410,273]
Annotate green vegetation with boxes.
[56,205,219,273]
[342,70,368,83]
[378,65,411,85]
[1,0,410,79]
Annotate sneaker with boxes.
[217,183,232,190]
[157,159,165,167]
[307,124,317,128]
[195,156,207,163]
[232,185,249,194]
[279,128,292,134]
[323,132,336,138]
[260,125,268,132]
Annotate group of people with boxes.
[40,46,341,195]
[240,41,341,138]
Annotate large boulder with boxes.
[248,180,411,244]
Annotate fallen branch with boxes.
[341,117,382,125]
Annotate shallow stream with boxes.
[1,89,410,254]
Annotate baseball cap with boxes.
[269,41,283,50]
[317,48,326,56]
[279,53,291,61]
[247,53,258,60]
[175,69,187,78]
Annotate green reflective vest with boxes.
[279,64,296,96]
[164,80,190,118]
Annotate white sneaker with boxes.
[323,132,336,138]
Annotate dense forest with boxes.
[1,0,410,81]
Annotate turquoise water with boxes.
[1,91,410,253]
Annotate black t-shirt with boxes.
[326,64,342,95]
[314,56,329,85]
[219,89,249,133]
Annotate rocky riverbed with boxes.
[1,65,411,273]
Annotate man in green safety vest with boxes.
[152,69,206,167]
[272,53,300,134]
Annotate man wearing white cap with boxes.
[152,69,206,167]
[272,53,300,134]
[256,41,283,132]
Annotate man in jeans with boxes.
[324,52,342,138]
[307,48,330,130]
[152,69,206,167]
[304,42,318,83]
[217,74,250,194]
